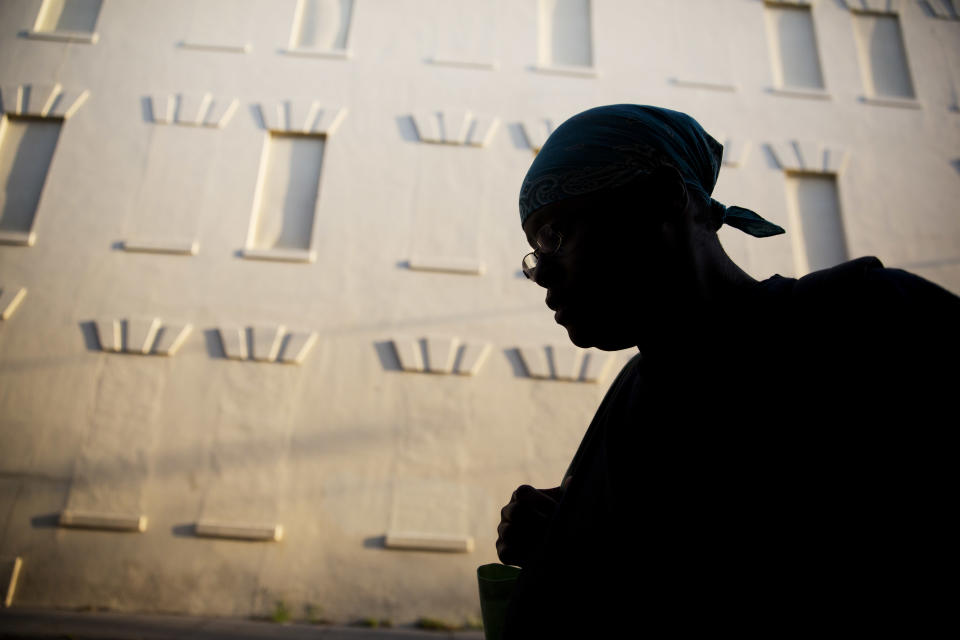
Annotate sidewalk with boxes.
[0,608,485,640]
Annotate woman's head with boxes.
[521,164,698,350]
[519,105,783,350]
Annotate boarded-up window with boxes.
[0,117,62,236]
[35,0,102,33]
[786,174,848,275]
[853,13,915,99]
[538,0,593,68]
[127,125,216,250]
[765,4,825,90]
[249,134,325,252]
[291,0,354,51]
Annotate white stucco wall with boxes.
[1,0,958,625]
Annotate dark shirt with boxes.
[503,257,959,637]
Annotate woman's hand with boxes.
[496,484,564,567]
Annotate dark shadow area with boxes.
[395,115,419,143]
[951,158,960,175]
[30,513,61,528]
[245,327,256,361]
[0,114,60,233]
[203,328,227,359]
[55,0,101,32]
[503,348,528,378]
[507,122,531,152]
[544,345,558,379]
[273,135,322,250]
[121,319,131,353]
[362,535,386,549]
[451,344,467,373]
[20,86,32,113]
[249,104,266,130]
[280,100,292,130]
[139,95,153,123]
[374,340,401,371]
[417,337,429,370]
[577,352,592,381]
[150,326,168,355]
[761,144,782,170]
[78,320,100,352]
[45,92,68,116]
[276,332,294,361]
[171,523,196,537]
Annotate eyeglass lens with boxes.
[536,225,561,253]
[522,224,562,280]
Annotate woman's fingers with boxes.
[496,484,563,566]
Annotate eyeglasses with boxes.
[521,224,563,280]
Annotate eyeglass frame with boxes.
[521,224,563,281]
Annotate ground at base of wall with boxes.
[0,607,485,640]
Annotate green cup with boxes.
[477,563,521,640]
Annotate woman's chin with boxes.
[563,320,636,351]
[562,321,600,349]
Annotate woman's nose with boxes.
[532,255,558,288]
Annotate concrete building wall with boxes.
[1,0,958,624]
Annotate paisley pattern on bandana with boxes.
[518,105,784,238]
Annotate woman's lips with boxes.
[546,292,570,323]
[545,291,562,311]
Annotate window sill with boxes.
[242,247,316,263]
[123,238,198,255]
[195,521,283,541]
[22,29,98,44]
[671,77,738,92]
[859,95,922,109]
[769,86,831,100]
[179,40,250,54]
[532,64,598,78]
[59,511,147,532]
[0,230,36,246]
[426,57,497,70]
[282,47,350,60]
[385,532,474,553]
[407,257,485,275]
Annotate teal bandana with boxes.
[519,105,784,238]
